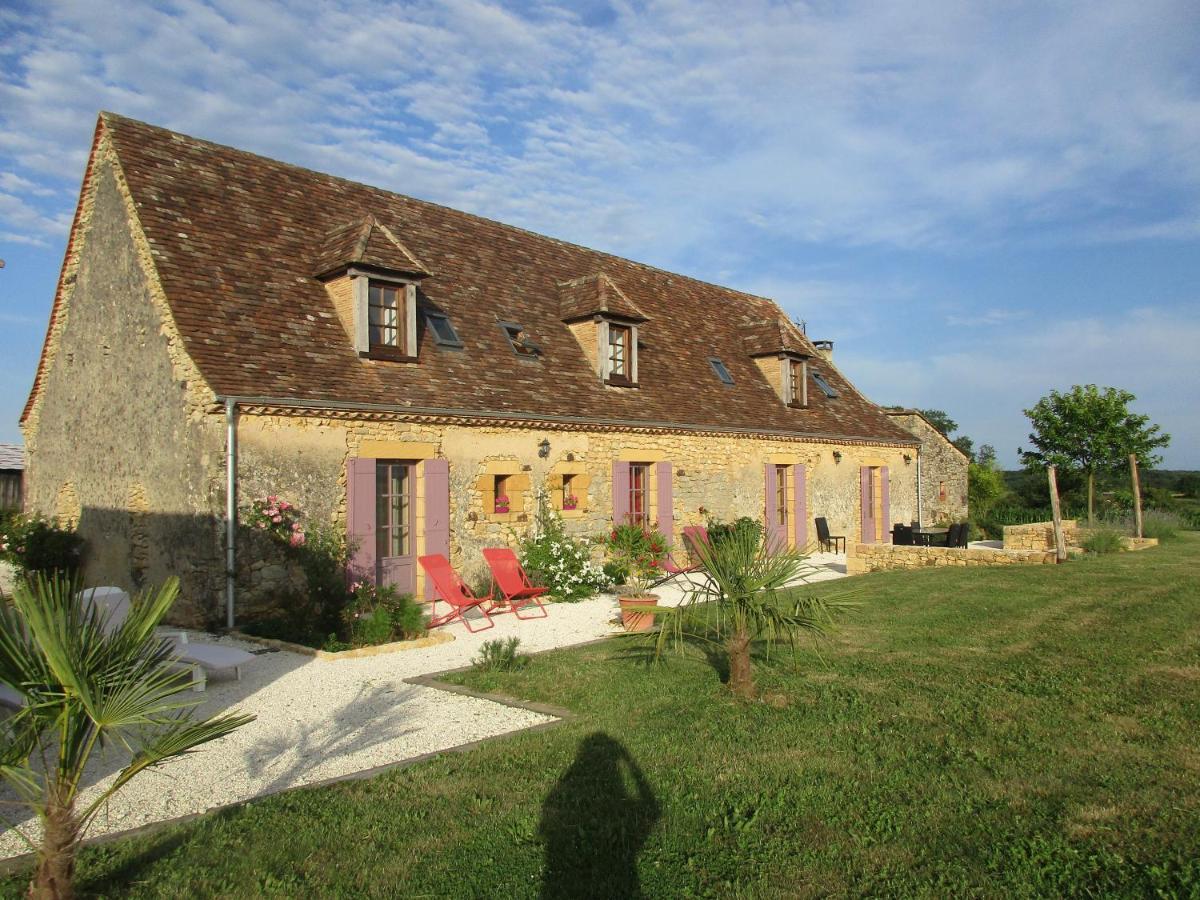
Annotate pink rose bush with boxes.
[245,495,306,548]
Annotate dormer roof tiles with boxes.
[558,273,648,323]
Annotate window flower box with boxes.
[494,495,511,514]
[562,495,579,511]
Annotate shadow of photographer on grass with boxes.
[540,732,660,899]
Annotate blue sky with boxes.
[1,0,1198,467]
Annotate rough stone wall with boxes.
[847,543,1055,574]
[20,154,230,625]
[887,412,968,524]
[229,412,918,598]
[1003,520,1080,551]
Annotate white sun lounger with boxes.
[170,633,256,692]
[0,683,25,711]
[77,586,255,692]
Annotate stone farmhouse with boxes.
[22,113,925,627]
[884,410,970,524]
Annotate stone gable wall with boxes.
[20,155,230,626]
[887,413,968,524]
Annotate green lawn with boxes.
[5,538,1199,898]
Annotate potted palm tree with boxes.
[651,527,848,699]
[0,575,253,899]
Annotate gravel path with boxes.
[0,554,847,858]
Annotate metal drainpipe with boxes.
[225,398,237,630]
[915,451,923,526]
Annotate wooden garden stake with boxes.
[1048,465,1067,563]
[1129,453,1143,539]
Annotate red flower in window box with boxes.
[494,495,510,514]
[562,495,579,511]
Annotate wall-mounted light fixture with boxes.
[832,450,842,463]
[538,438,551,458]
[903,454,912,465]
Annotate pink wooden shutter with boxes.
[764,463,782,552]
[880,465,891,544]
[794,464,808,550]
[423,459,450,600]
[346,457,377,583]
[860,466,874,544]
[655,461,673,547]
[612,461,630,526]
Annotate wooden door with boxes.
[376,460,416,594]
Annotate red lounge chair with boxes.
[482,548,551,619]
[682,526,710,554]
[419,554,497,632]
[649,526,712,589]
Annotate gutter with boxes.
[916,451,923,526]
[209,394,920,449]
[224,398,237,630]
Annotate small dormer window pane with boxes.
[812,371,839,398]
[790,361,806,405]
[609,324,630,378]
[369,283,404,350]
[709,357,734,384]
[426,312,462,347]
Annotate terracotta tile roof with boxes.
[558,273,648,323]
[0,444,25,470]
[311,216,431,280]
[741,317,815,357]
[84,113,914,445]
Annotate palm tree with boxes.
[653,528,846,700]
[0,575,253,899]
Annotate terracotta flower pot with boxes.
[620,594,659,632]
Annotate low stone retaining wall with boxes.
[1003,520,1079,551]
[1120,536,1159,551]
[231,629,455,660]
[847,543,1055,574]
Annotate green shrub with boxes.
[1139,509,1180,542]
[0,514,85,578]
[472,637,528,672]
[342,581,427,646]
[294,524,353,636]
[518,500,607,602]
[602,560,628,588]
[348,606,393,646]
[241,588,323,647]
[705,515,764,548]
[1082,528,1124,554]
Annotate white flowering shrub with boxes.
[517,495,608,602]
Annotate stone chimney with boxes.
[813,339,834,362]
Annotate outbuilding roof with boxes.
[27,113,915,446]
[0,444,25,470]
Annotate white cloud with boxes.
[1,0,1198,262]
[841,305,1200,468]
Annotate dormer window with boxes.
[812,371,839,398]
[426,311,463,348]
[313,216,429,362]
[787,358,808,407]
[369,283,405,351]
[607,323,633,384]
[501,322,541,357]
[363,279,418,360]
